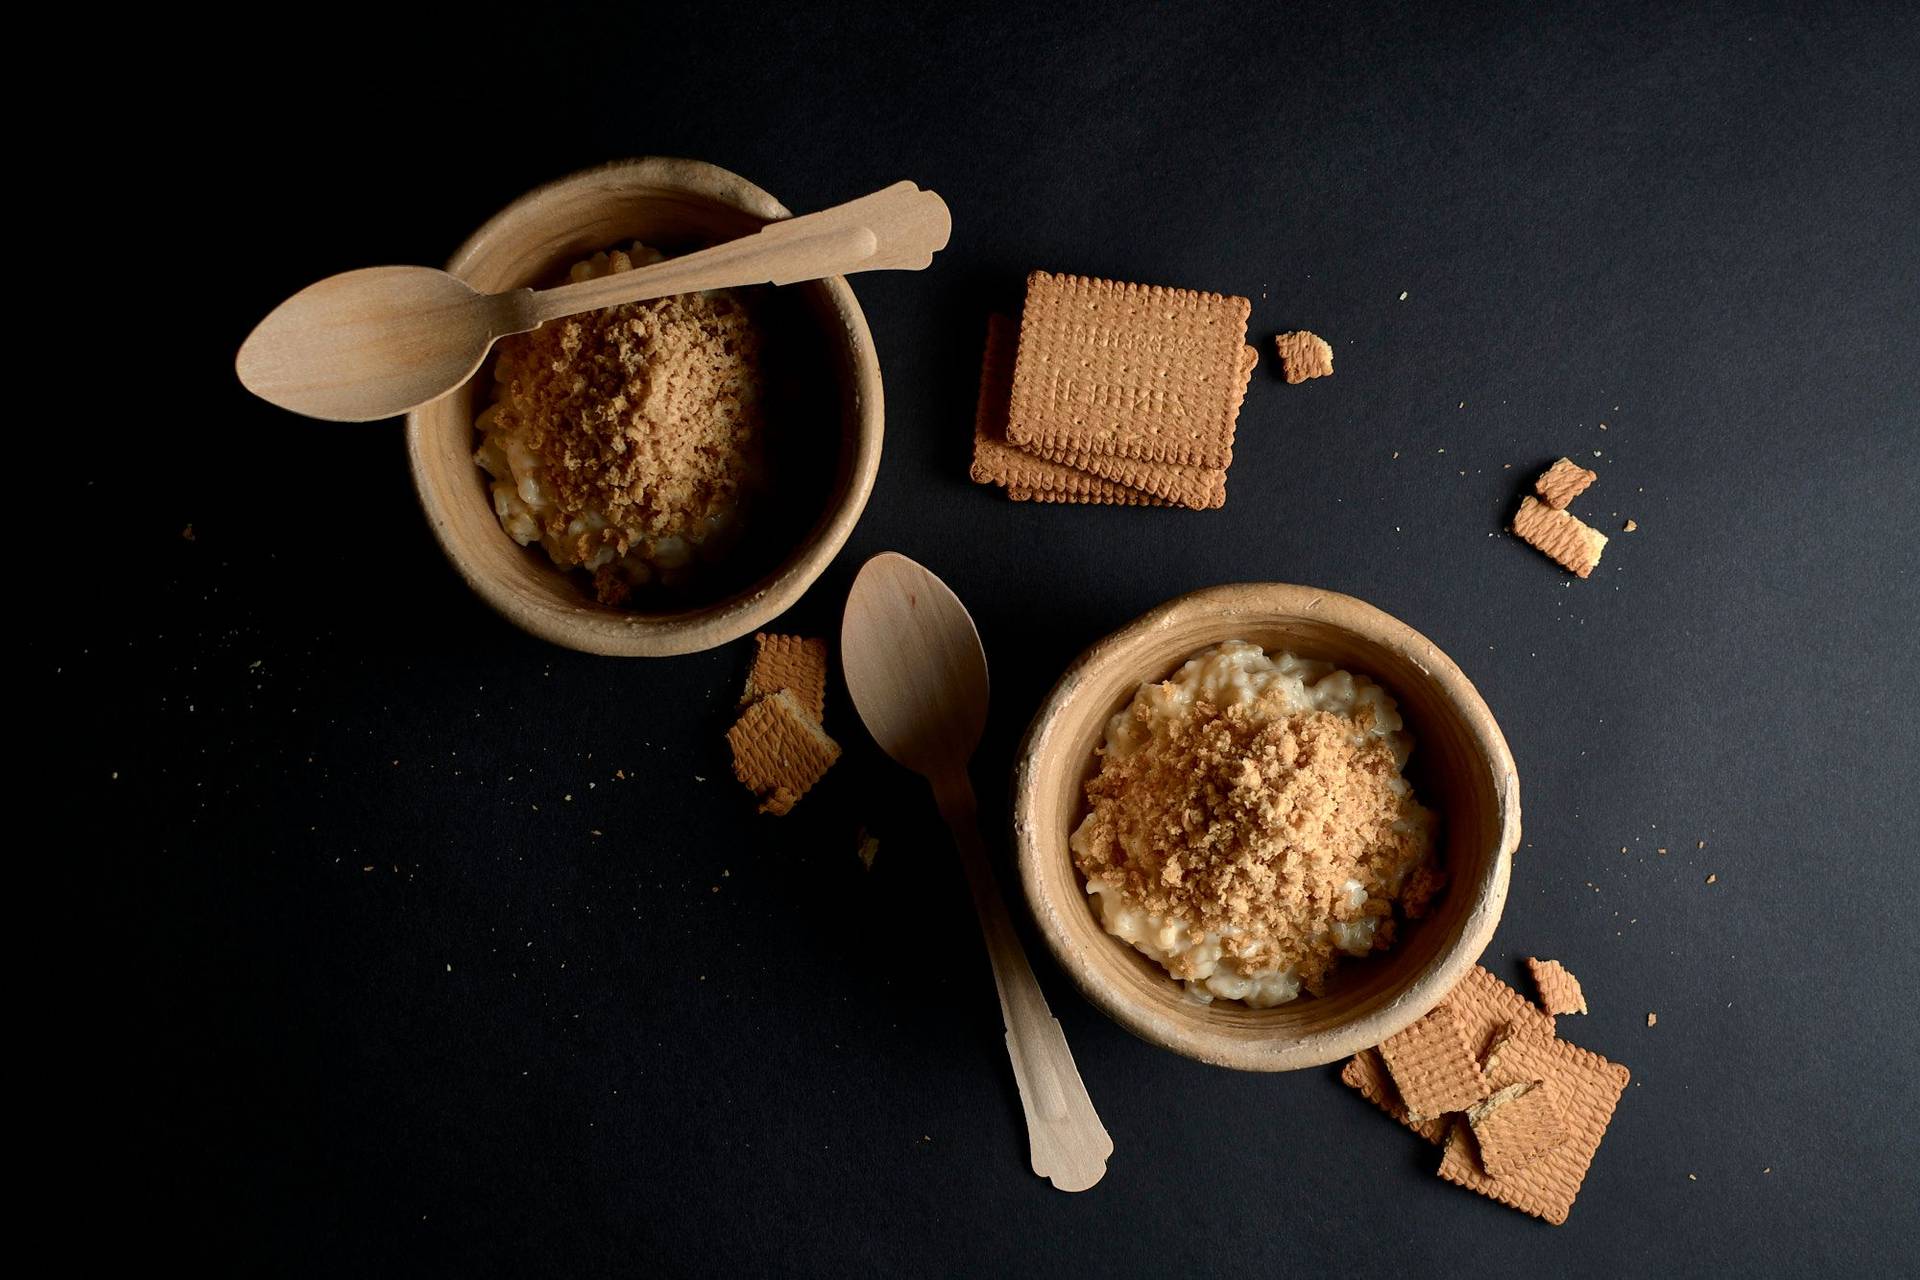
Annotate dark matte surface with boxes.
[72,1,1918,1273]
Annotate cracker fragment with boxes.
[1445,965,1558,1057]
[1513,496,1608,578]
[1007,271,1252,469]
[1340,1049,1450,1144]
[1535,457,1598,509]
[1273,330,1333,383]
[1527,957,1590,1016]
[1378,1003,1490,1121]
[741,633,828,723]
[970,315,1167,506]
[726,690,841,815]
[1466,1081,1570,1178]
[1438,1027,1630,1225]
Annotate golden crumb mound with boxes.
[727,690,840,815]
[741,633,829,723]
[483,246,767,599]
[1467,1081,1571,1179]
[1070,698,1430,994]
[1273,330,1333,383]
[1513,497,1608,577]
[1378,1003,1491,1121]
[1527,957,1590,1016]
[1535,457,1597,510]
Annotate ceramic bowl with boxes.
[406,157,882,656]
[1014,583,1519,1071]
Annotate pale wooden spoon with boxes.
[235,181,951,422]
[842,552,1112,1193]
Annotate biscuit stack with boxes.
[1341,961,1630,1225]
[971,271,1257,509]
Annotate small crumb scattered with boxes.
[1688,1173,1698,1182]
[1398,290,1409,301]
[1646,1012,1658,1027]
[1706,874,1717,884]
[856,827,880,871]
[181,524,196,541]
[1623,519,1638,532]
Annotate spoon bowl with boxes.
[237,267,527,422]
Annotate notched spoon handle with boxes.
[521,181,952,328]
[935,772,1112,1193]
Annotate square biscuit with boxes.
[1378,1003,1491,1120]
[727,690,841,815]
[1466,1080,1570,1179]
[970,314,1169,506]
[1438,1028,1630,1225]
[1007,271,1251,469]
[1340,1048,1451,1144]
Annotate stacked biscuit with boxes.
[726,633,838,815]
[970,271,1257,509]
[1341,960,1629,1225]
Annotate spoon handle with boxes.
[520,181,951,328]
[934,773,1112,1193]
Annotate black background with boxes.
[65,0,1918,1274]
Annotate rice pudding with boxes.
[474,243,768,604]
[1069,641,1441,1008]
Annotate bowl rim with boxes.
[1012,582,1521,1071]
[404,156,884,657]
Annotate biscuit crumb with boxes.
[1272,330,1334,383]
[856,827,880,871]
[1647,1012,1658,1027]
[1071,698,1433,994]
[1623,519,1638,532]
[480,246,767,602]
[1706,874,1717,884]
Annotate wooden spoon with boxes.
[235,181,951,423]
[842,552,1112,1193]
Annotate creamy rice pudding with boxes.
[474,243,768,604]
[1070,641,1441,1008]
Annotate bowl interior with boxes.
[1016,586,1517,1070]
[408,162,875,655]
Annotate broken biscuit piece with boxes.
[741,633,829,724]
[1466,1081,1572,1179]
[1527,957,1590,1016]
[1378,1003,1490,1121]
[1535,457,1598,510]
[1513,496,1608,578]
[727,690,841,815]
[1340,1049,1451,1145]
[1273,330,1334,383]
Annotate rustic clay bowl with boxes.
[1014,583,1519,1071]
[406,158,883,656]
